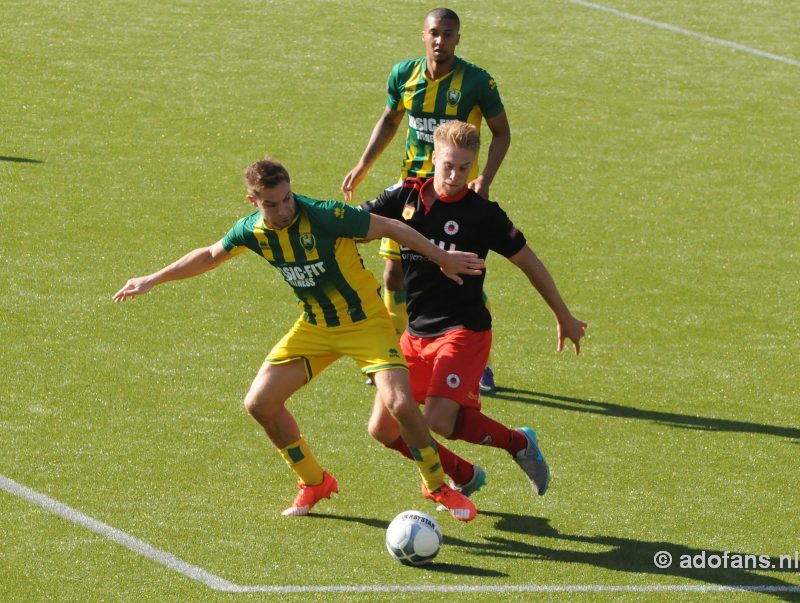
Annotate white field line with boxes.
[0,474,239,592]
[2,473,799,594]
[564,0,800,68]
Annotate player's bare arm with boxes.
[342,106,406,201]
[508,245,587,354]
[113,241,232,303]
[365,213,484,284]
[468,111,511,199]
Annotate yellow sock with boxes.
[410,441,445,493]
[383,288,408,336]
[279,437,324,486]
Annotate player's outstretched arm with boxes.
[365,214,484,285]
[508,245,587,354]
[113,241,232,303]
[341,106,405,202]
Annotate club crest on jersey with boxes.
[402,205,415,220]
[447,88,461,106]
[444,220,459,235]
[446,373,461,388]
[299,233,316,252]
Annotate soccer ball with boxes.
[385,510,443,566]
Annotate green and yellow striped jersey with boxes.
[221,195,384,327]
[387,56,504,181]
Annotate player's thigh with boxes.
[266,317,340,381]
[340,313,407,375]
[427,329,491,408]
[400,331,433,404]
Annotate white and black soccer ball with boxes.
[385,510,443,566]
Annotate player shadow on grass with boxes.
[462,511,799,600]
[490,389,800,441]
[311,513,507,577]
[0,155,43,163]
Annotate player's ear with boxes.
[246,194,258,208]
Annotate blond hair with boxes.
[433,121,481,153]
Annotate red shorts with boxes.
[400,328,491,409]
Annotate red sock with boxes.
[387,437,475,485]
[450,407,527,455]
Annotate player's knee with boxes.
[425,412,456,439]
[382,392,417,422]
[243,387,280,420]
[242,390,262,417]
[367,416,395,446]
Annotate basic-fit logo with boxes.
[408,115,454,143]
[446,373,461,388]
[280,261,326,288]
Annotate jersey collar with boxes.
[422,56,460,82]
[420,177,469,213]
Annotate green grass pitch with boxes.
[2,1,798,601]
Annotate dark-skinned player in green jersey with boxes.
[113,156,486,521]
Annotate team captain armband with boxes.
[379,237,402,260]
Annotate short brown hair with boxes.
[425,8,460,28]
[433,121,481,153]
[243,157,291,195]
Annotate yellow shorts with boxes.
[379,237,401,261]
[265,312,408,381]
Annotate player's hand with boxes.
[467,175,490,199]
[341,167,366,202]
[557,315,588,355]
[113,276,154,303]
[439,250,485,285]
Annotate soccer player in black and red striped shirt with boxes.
[362,121,587,497]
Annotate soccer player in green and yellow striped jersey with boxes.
[386,55,504,183]
[221,195,386,328]
[113,156,486,521]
